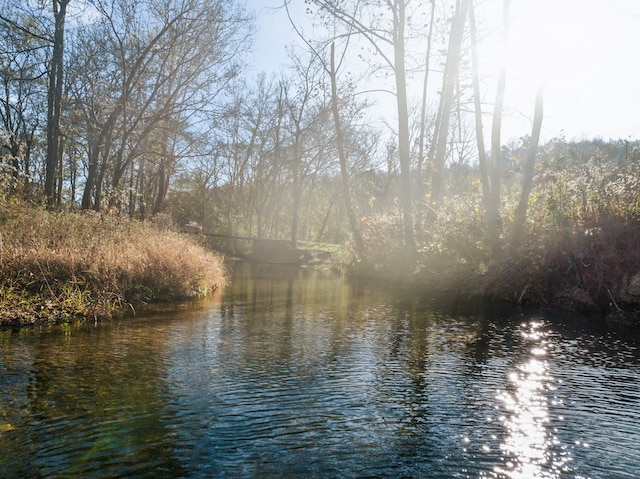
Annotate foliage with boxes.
[0,0,252,212]
[2,0,640,315]
[529,152,640,229]
[484,219,640,312]
[349,137,640,313]
[478,143,640,311]
[358,212,406,271]
[0,198,226,326]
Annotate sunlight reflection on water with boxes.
[2,266,640,478]
[494,321,570,479]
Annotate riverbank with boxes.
[348,218,640,317]
[0,199,225,326]
[478,221,640,314]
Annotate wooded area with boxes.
[2,0,640,309]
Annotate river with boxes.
[1,262,640,478]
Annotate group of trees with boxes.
[0,0,384,248]
[1,0,250,213]
[2,0,637,272]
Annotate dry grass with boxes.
[0,198,226,325]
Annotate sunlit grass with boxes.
[0,198,226,326]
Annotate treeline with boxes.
[0,0,513,248]
[1,0,251,213]
[2,0,640,303]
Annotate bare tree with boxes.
[68,0,251,212]
[281,51,325,247]
[329,41,367,260]
[486,0,510,252]
[512,86,544,244]
[468,0,510,253]
[310,0,422,262]
[428,0,470,216]
[469,0,491,225]
[284,2,368,258]
[44,0,70,206]
[0,2,48,194]
[417,0,437,177]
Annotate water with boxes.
[1,262,640,478]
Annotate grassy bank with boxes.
[0,198,225,326]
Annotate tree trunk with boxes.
[392,0,416,262]
[415,0,437,238]
[417,0,436,175]
[487,0,511,254]
[512,87,544,245]
[56,135,64,205]
[138,157,146,220]
[428,0,470,217]
[152,135,170,215]
[290,136,300,248]
[469,1,492,224]
[44,0,69,207]
[153,153,168,215]
[329,42,366,261]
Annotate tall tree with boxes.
[511,86,544,244]
[469,0,491,225]
[69,0,251,212]
[44,0,70,206]
[329,41,366,260]
[486,0,510,252]
[282,52,324,247]
[417,0,437,178]
[468,0,510,253]
[310,0,420,262]
[427,0,470,216]
[0,2,48,194]
[285,2,368,259]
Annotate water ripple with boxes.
[2,267,640,478]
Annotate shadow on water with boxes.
[1,262,640,477]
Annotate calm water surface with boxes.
[1,262,640,478]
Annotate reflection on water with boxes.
[1,262,640,478]
[494,321,565,479]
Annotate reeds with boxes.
[0,199,225,325]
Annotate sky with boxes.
[246,0,639,144]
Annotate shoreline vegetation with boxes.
[341,145,640,318]
[0,198,225,327]
[356,219,640,317]
[2,1,639,326]
[4,191,640,327]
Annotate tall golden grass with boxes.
[0,198,225,325]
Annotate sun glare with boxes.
[495,321,569,479]
[496,0,639,139]
[507,1,600,86]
